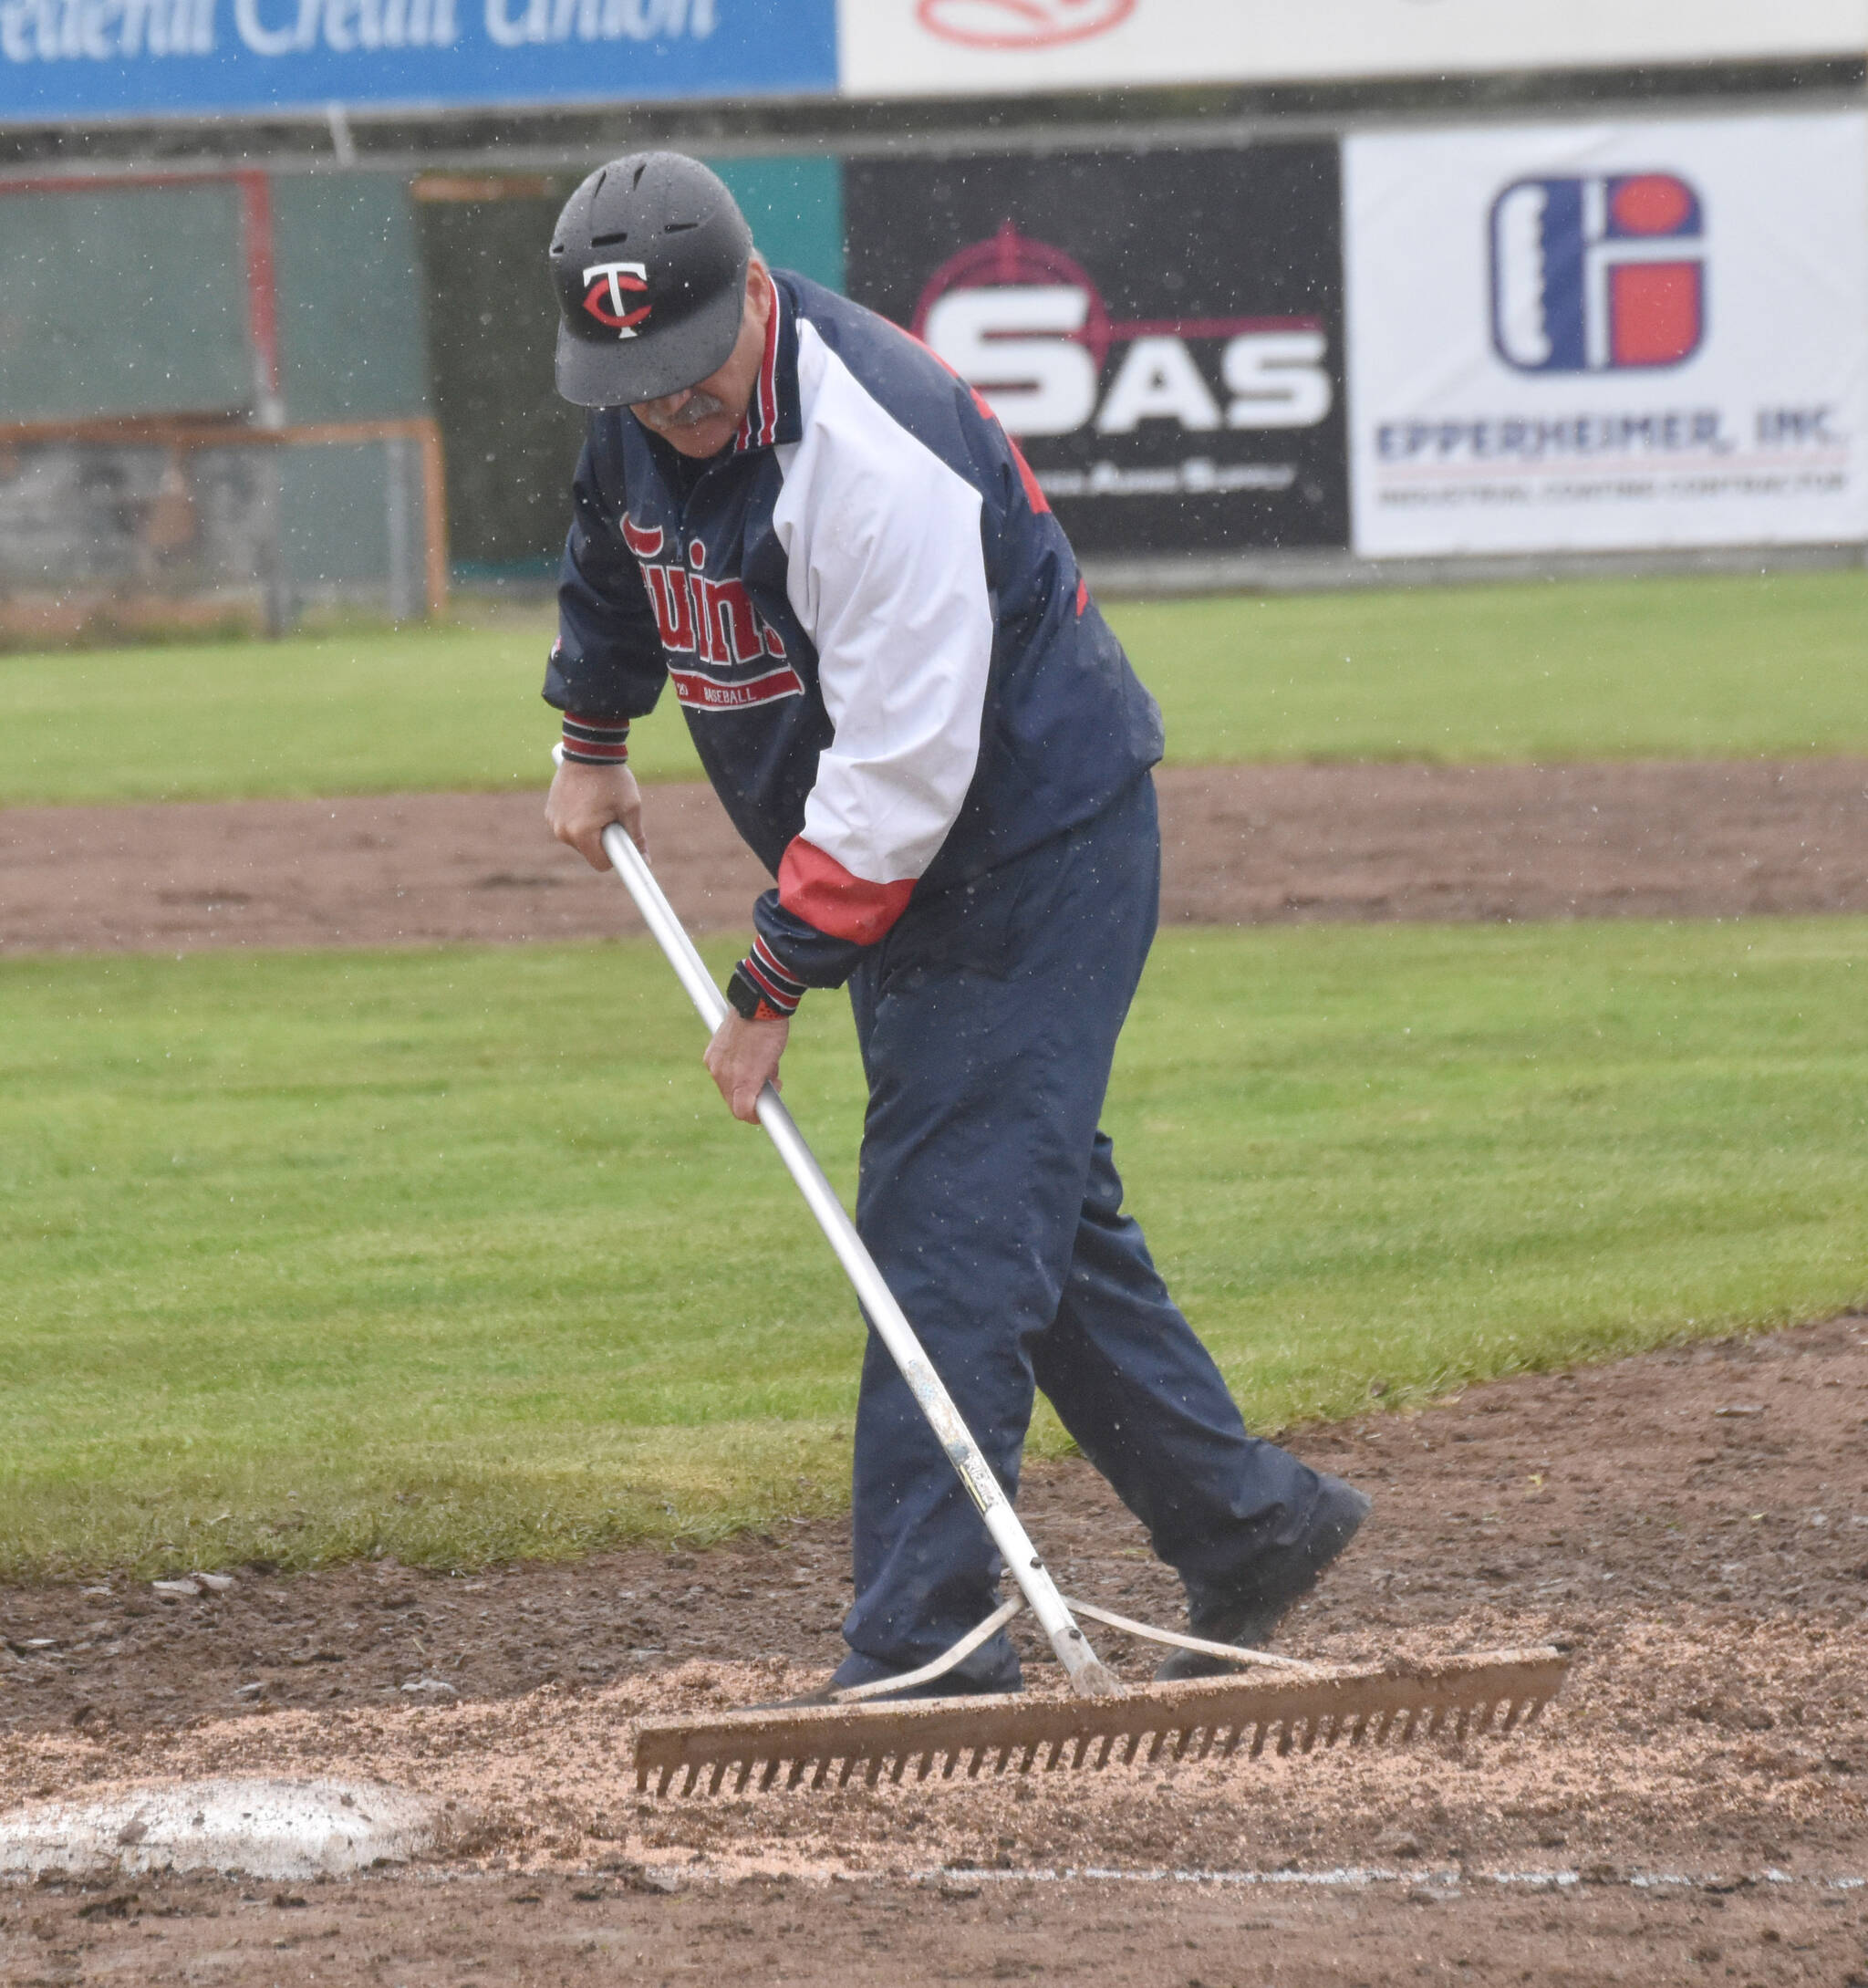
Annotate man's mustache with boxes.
[639,390,729,429]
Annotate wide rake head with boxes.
[635,1645,1569,1797]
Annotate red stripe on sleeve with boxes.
[777,837,916,947]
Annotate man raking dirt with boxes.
[537,154,1564,1788]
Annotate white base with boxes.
[0,1777,440,1883]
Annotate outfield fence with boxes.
[0,415,449,644]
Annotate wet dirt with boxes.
[5,758,1866,957]
[5,1315,1865,1984]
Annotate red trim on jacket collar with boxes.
[777,835,915,947]
[733,268,783,455]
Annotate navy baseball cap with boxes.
[550,151,754,408]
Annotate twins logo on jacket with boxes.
[619,515,805,712]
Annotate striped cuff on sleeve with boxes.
[736,935,806,1018]
[560,713,631,766]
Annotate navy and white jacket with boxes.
[545,269,1164,1014]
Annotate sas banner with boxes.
[844,142,1349,558]
[0,0,833,120]
[840,1,1868,100]
[1344,113,1868,557]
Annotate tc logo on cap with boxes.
[582,261,651,338]
[1490,173,1705,374]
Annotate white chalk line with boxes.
[909,1865,1868,1894]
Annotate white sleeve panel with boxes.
[772,321,993,888]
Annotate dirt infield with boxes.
[5,1316,1864,1983]
[5,757,1867,956]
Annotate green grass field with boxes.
[4,919,1863,1578]
[3,567,1864,807]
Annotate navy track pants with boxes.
[832,773,1323,1689]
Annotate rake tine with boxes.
[632,1647,1572,1798]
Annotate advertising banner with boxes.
[1344,113,1868,557]
[0,0,833,122]
[844,143,1348,558]
[839,1,1868,101]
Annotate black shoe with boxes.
[1156,1473,1371,1681]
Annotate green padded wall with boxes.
[0,182,252,422]
[273,173,431,425]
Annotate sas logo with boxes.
[1490,173,1705,374]
[914,222,1331,439]
[582,260,651,338]
[916,0,1135,50]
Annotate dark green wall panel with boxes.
[0,183,252,422]
[274,173,431,424]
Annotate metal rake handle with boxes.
[599,822,1121,1701]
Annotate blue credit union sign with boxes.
[1,0,835,120]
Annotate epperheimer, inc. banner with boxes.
[844,144,1349,557]
[839,1,1868,100]
[0,0,832,120]
[1344,113,1868,557]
